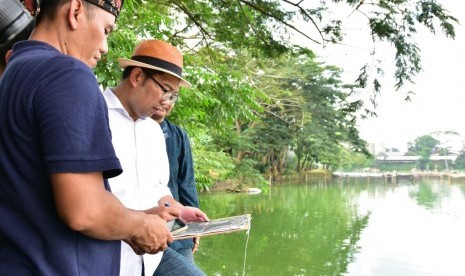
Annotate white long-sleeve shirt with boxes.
[103,88,171,276]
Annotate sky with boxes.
[312,0,465,153]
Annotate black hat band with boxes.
[131,55,183,77]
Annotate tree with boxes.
[98,0,458,109]
[427,130,460,170]
[338,148,373,171]
[453,150,465,170]
[407,135,440,170]
[164,0,457,111]
[92,0,458,188]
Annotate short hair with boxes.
[121,66,162,80]
[36,0,97,24]
[35,0,68,24]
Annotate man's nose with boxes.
[100,37,109,55]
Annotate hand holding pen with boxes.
[179,206,209,223]
[164,201,209,223]
[143,203,179,221]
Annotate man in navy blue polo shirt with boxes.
[0,1,176,275]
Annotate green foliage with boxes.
[407,135,440,170]
[92,0,457,190]
[227,158,269,191]
[347,0,458,112]
[453,150,465,170]
[94,0,173,87]
[192,140,235,192]
[338,148,374,171]
[407,135,440,158]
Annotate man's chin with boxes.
[151,113,164,122]
[86,58,98,69]
[153,110,166,119]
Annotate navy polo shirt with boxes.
[0,41,122,275]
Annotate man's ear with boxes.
[130,68,144,87]
[5,49,13,63]
[68,0,84,30]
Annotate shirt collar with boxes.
[103,87,133,119]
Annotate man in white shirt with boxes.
[104,40,208,276]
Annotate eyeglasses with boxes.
[145,73,179,103]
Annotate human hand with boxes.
[144,205,180,221]
[192,237,200,254]
[128,214,174,254]
[180,206,209,223]
[123,239,144,255]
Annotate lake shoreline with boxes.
[332,171,465,183]
[210,171,465,192]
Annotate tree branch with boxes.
[281,0,324,43]
[239,0,322,45]
[235,0,273,48]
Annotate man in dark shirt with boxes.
[152,77,201,263]
[0,1,175,274]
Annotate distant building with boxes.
[376,154,458,164]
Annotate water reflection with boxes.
[347,180,465,276]
[195,179,465,276]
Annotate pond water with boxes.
[194,178,465,276]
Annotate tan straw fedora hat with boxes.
[118,40,191,88]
